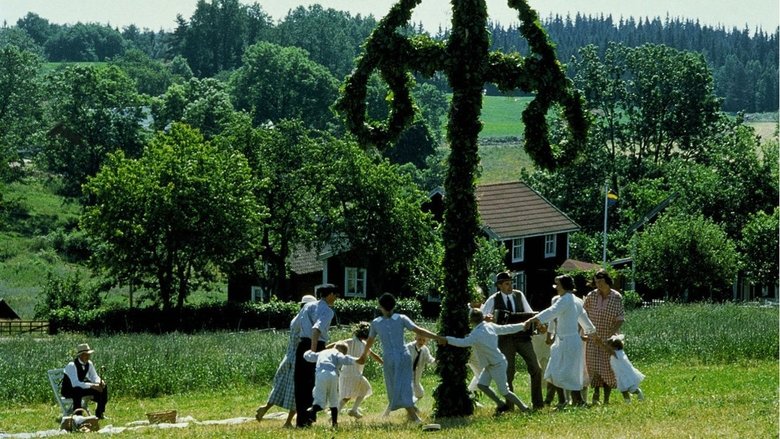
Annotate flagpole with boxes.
[602,180,609,267]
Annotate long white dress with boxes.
[339,336,372,399]
[610,350,645,392]
[535,292,596,391]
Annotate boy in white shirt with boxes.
[304,342,365,426]
[439,308,531,415]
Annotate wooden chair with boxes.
[47,368,92,417]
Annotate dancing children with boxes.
[407,334,436,402]
[357,293,441,424]
[303,342,365,427]
[439,308,531,415]
[601,334,645,402]
[329,322,383,419]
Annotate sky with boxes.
[1,0,778,34]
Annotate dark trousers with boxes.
[294,338,325,427]
[63,384,108,416]
[498,336,543,408]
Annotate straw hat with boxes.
[76,343,94,355]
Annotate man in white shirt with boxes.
[440,308,530,414]
[61,343,108,419]
[482,271,543,409]
[295,283,339,427]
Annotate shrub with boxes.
[622,289,643,310]
[47,297,424,335]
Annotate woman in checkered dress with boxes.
[255,295,317,427]
[583,269,625,405]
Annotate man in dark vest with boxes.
[294,284,339,427]
[61,343,108,419]
[482,271,543,409]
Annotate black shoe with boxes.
[96,414,108,420]
[494,404,511,415]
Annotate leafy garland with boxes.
[335,0,588,418]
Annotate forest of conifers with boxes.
[3,2,778,112]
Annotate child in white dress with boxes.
[603,334,645,402]
[303,342,365,426]
[331,322,383,419]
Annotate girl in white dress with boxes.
[332,322,383,418]
[602,334,645,402]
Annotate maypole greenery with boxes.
[335,0,587,418]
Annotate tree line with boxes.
[1,2,777,111]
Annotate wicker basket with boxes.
[146,410,177,424]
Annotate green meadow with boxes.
[0,303,776,437]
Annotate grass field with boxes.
[478,95,533,139]
[0,304,776,436]
[0,177,86,319]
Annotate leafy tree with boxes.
[572,43,721,174]
[229,41,338,129]
[664,115,777,238]
[15,12,54,48]
[44,23,126,62]
[169,55,194,82]
[219,116,437,299]
[0,45,44,179]
[40,65,146,197]
[174,0,274,76]
[82,123,264,310]
[470,236,508,298]
[0,27,45,56]
[151,77,237,139]
[121,26,170,59]
[112,49,173,96]
[738,208,779,289]
[216,117,322,298]
[635,213,739,301]
[275,5,376,79]
[314,137,439,297]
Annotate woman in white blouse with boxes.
[525,275,596,407]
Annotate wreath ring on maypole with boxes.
[335,0,424,150]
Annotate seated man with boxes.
[61,343,108,419]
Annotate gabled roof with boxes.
[289,246,325,275]
[476,182,579,239]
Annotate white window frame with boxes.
[544,234,557,258]
[250,286,267,303]
[512,271,526,292]
[511,238,525,262]
[344,267,367,298]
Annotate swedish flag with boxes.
[607,189,618,207]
